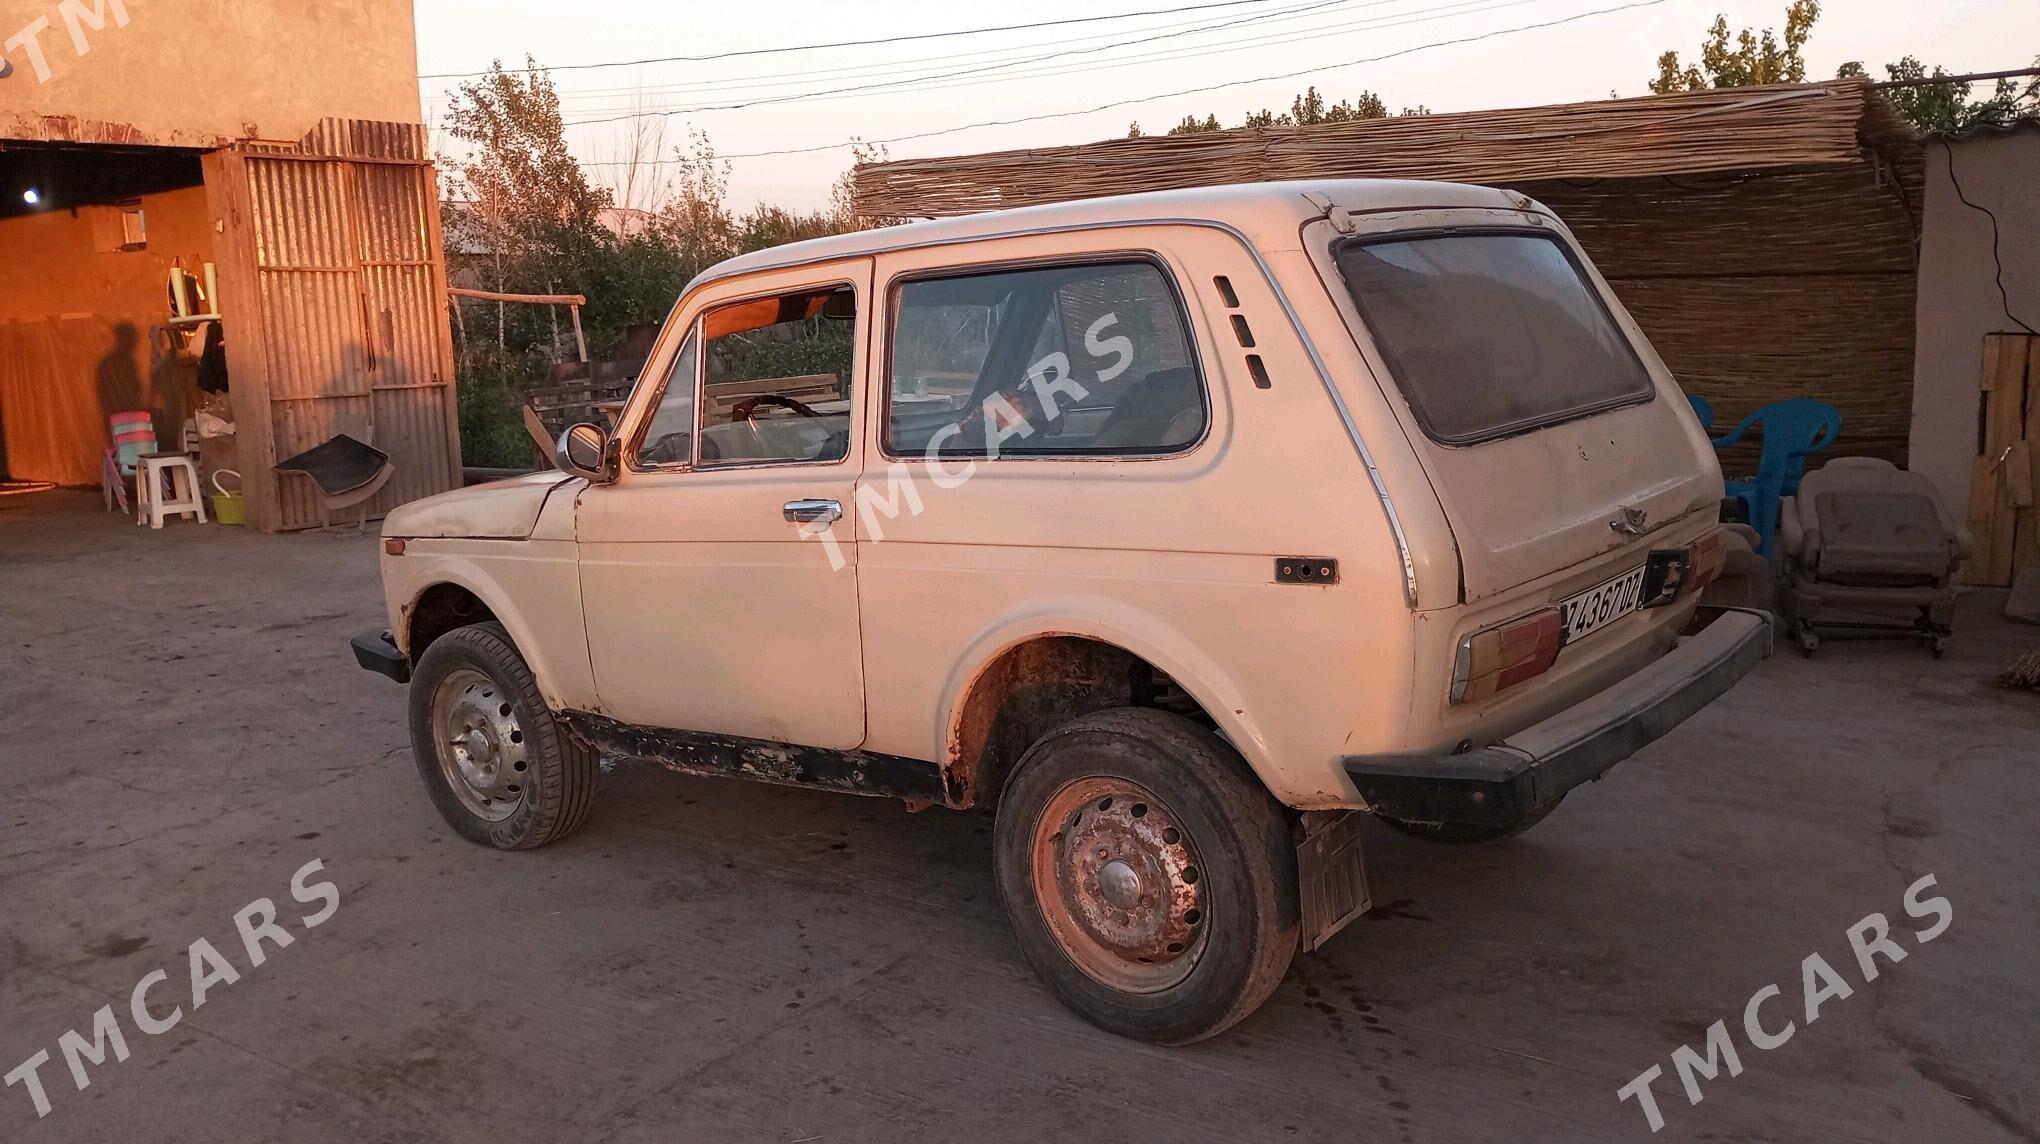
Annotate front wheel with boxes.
[992,708,1298,1044]
[407,622,598,849]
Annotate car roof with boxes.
[691,178,1521,289]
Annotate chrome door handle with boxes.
[783,498,842,524]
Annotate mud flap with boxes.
[1296,810,1370,952]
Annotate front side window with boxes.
[634,330,698,467]
[1332,231,1654,444]
[885,260,1204,458]
[695,285,857,466]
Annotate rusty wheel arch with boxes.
[945,636,1217,810]
[404,583,500,663]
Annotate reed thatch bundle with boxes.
[852,80,1907,218]
[852,79,1924,464]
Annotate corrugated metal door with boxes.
[207,121,461,532]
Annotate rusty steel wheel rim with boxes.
[1029,776,1209,994]
[431,668,529,823]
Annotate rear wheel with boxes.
[407,622,597,849]
[993,708,1297,1044]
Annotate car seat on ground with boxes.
[1776,458,1969,658]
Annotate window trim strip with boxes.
[625,278,861,475]
[678,215,1418,607]
[1329,225,1658,448]
[875,251,1211,463]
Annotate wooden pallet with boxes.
[1965,333,2040,586]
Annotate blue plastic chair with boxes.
[1711,398,1842,557]
[1686,393,1714,432]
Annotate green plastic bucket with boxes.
[210,469,247,526]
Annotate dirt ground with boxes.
[3,488,2038,1143]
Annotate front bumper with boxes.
[351,629,410,683]
[1343,607,1772,829]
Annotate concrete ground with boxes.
[3,488,2037,1144]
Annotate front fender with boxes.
[388,539,596,712]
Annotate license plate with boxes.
[1560,564,1647,644]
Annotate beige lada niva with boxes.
[354,180,1769,1042]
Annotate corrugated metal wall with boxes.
[207,119,461,531]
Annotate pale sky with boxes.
[411,0,2038,213]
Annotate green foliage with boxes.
[1128,87,1422,137]
[710,316,857,386]
[434,64,888,469]
[1842,55,2040,132]
[1649,0,1819,93]
[455,343,552,469]
[1645,4,2035,134]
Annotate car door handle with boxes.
[783,498,842,524]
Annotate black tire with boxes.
[407,622,597,850]
[992,707,1298,1044]
[1376,796,1562,844]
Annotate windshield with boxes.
[1332,230,1655,444]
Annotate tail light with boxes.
[1451,608,1563,704]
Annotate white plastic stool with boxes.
[136,453,208,529]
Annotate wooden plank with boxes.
[1966,334,2032,585]
[2017,339,2040,580]
[449,287,588,306]
[421,172,466,488]
[203,149,285,533]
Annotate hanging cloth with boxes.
[196,322,230,394]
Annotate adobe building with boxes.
[0,0,460,530]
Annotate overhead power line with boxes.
[418,0,1296,79]
[561,0,1364,126]
[529,0,1354,110]
[554,0,1555,124]
[570,0,1667,162]
[677,0,1554,115]
[1869,66,2040,91]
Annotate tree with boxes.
[1840,55,2040,132]
[434,61,885,465]
[441,58,616,356]
[441,58,611,265]
[1649,1,1819,92]
[1291,86,1389,124]
[1127,87,1419,137]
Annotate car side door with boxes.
[574,258,871,750]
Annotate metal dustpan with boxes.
[275,434,391,497]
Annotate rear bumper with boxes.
[1343,607,1771,828]
[351,629,410,684]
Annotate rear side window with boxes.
[885,260,1204,457]
[1332,231,1654,444]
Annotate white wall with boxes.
[1909,127,2040,516]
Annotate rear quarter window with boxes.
[1332,230,1654,444]
[884,260,1205,458]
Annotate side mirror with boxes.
[557,422,618,483]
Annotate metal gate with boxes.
[205,119,462,531]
